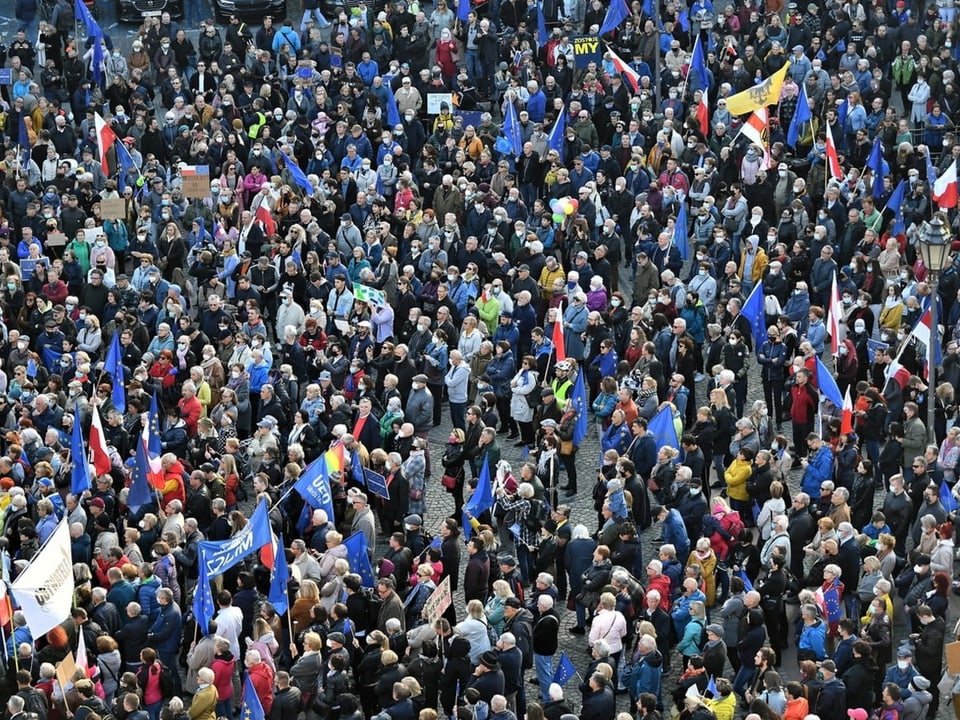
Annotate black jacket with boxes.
[842,656,876,712]
[816,677,847,720]
[270,686,302,720]
[580,684,616,720]
[532,610,560,655]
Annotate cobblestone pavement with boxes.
[414,264,959,720]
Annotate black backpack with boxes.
[18,689,48,720]
[158,662,177,696]
[525,498,549,532]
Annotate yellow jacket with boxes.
[707,692,738,720]
[879,302,903,331]
[724,458,752,501]
[739,247,768,285]
[188,684,218,720]
[538,265,565,299]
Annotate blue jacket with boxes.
[661,508,690,559]
[136,576,163,622]
[807,319,827,355]
[798,618,827,660]
[492,322,520,351]
[601,422,631,455]
[671,588,707,639]
[147,602,183,655]
[677,617,706,657]
[485,350,516,398]
[801,445,834,496]
[630,649,663,704]
[357,59,379,85]
[883,663,918,698]
[590,349,619,379]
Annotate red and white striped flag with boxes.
[828,272,842,355]
[89,402,112,476]
[93,113,117,176]
[740,108,772,168]
[933,159,959,209]
[608,48,641,93]
[825,122,843,182]
[840,386,854,435]
[553,302,566,361]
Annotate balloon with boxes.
[549,199,559,211]
[564,203,575,215]
[570,199,580,212]
[552,213,565,223]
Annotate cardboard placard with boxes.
[100,197,126,220]
[180,165,210,199]
[946,641,960,674]
[427,93,454,114]
[422,575,452,624]
[45,232,67,248]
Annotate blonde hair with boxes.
[467,599,485,619]
[299,579,320,601]
[492,579,514,598]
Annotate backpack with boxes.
[695,619,708,650]
[79,697,115,720]
[56,0,74,33]
[209,476,226,500]
[158,662,177,696]
[363,587,383,633]
[18,689,48,720]
[722,510,745,540]
[525,498,549,532]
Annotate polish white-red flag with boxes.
[841,386,853,435]
[828,272,842,354]
[933,159,958,209]
[825,122,843,182]
[93,113,117,176]
[89,401,112,476]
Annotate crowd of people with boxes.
[3,3,960,720]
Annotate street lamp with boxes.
[918,215,951,443]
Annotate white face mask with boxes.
[898,660,910,670]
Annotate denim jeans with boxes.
[301,7,332,29]
[466,49,482,86]
[733,665,755,698]
[534,653,554,701]
[449,400,467,431]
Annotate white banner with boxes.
[11,520,74,637]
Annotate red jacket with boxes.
[178,395,202,436]
[790,382,819,424]
[248,661,275,714]
[161,460,186,507]
[645,574,672,611]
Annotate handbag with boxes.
[409,487,423,501]
[441,474,458,490]
[560,439,574,454]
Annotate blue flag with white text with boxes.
[194,499,273,631]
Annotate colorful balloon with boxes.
[570,199,579,212]
[564,203,575,215]
[552,212,564,223]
